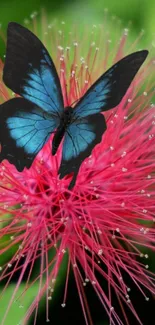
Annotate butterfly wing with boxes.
[59,50,148,189]
[3,22,64,117]
[0,98,59,171]
[59,113,106,189]
[72,50,148,118]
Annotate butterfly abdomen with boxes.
[52,124,66,155]
[52,107,73,155]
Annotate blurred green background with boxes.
[0,0,155,43]
[0,0,155,325]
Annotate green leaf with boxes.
[0,283,38,325]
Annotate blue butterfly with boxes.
[0,22,148,189]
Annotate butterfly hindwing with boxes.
[3,22,64,117]
[59,113,106,189]
[0,98,59,171]
[72,50,148,118]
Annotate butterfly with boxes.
[0,22,148,189]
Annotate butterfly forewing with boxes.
[3,22,64,117]
[72,50,148,118]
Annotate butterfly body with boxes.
[52,106,73,155]
[0,22,148,189]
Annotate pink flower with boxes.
[0,15,155,325]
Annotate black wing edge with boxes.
[100,50,149,110]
